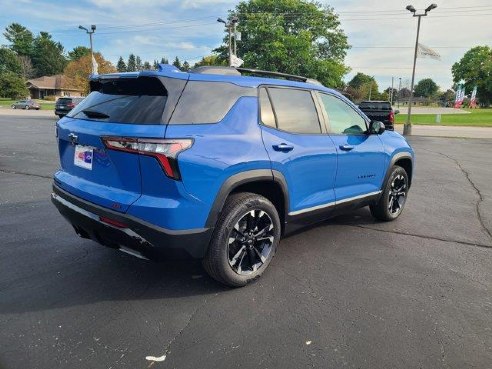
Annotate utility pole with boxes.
[404,4,437,136]
[78,24,96,74]
[217,17,238,67]
[390,76,394,106]
[398,77,402,108]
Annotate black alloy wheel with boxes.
[227,209,274,275]
[388,174,407,215]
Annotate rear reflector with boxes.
[102,137,193,180]
[99,216,128,228]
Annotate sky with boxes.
[1,0,491,91]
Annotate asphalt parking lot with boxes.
[1,110,491,369]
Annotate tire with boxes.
[57,114,64,118]
[11,105,16,109]
[24,105,29,110]
[370,166,409,221]
[203,192,281,287]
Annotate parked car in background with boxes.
[11,100,40,110]
[52,65,414,287]
[55,97,84,118]
[358,100,399,131]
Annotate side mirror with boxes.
[369,120,386,135]
[394,109,400,115]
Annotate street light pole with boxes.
[78,24,96,74]
[218,17,239,67]
[403,4,437,136]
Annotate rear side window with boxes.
[266,88,321,134]
[67,77,167,124]
[169,81,256,124]
[259,88,275,128]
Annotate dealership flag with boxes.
[470,86,478,108]
[417,43,441,60]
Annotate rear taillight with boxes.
[102,137,193,180]
[67,103,75,108]
[389,111,395,124]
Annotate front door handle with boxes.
[273,143,294,152]
[339,144,354,151]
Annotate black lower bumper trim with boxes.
[51,183,213,259]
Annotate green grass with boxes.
[395,109,492,127]
[0,99,55,110]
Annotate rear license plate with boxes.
[74,145,93,170]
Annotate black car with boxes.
[358,101,399,131]
[55,97,84,118]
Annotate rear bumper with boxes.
[51,183,213,259]
[55,108,70,116]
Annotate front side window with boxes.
[266,88,321,134]
[320,93,367,135]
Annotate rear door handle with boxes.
[339,145,354,151]
[273,143,294,152]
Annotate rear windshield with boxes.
[67,77,167,124]
[57,98,72,104]
[359,102,391,110]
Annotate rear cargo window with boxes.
[359,102,391,110]
[57,98,72,104]
[169,81,256,124]
[67,77,167,124]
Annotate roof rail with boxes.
[189,65,324,86]
[190,66,241,76]
[236,68,323,85]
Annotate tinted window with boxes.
[259,88,275,127]
[169,81,256,124]
[267,88,321,134]
[68,77,167,124]
[359,101,391,110]
[320,93,367,135]
[57,98,72,104]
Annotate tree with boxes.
[160,57,169,64]
[17,55,34,79]
[193,54,225,68]
[68,46,91,61]
[143,61,152,70]
[116,56,127,72]
[31,32,67,76]
[214,0,349,87]
[0,71,29,98]
[348,72,375,89]
[348,72,379,101]
[452,46,492,106]
[439,89,456,106]
[3,23,34,56]
[0,47,22,74]
[64,52,116,94]
[172,56,181,69]
[127,54,136,71]
[182,60,190,71]
[135,55,142,71]
[414,78,439,98]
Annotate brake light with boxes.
[102,137,193,180]
[67,103,75,108]
[389,111,395,124]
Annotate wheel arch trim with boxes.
[205,169,289,228]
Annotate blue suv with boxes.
[52,64,414,287]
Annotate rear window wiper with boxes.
[81,109,110,119]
